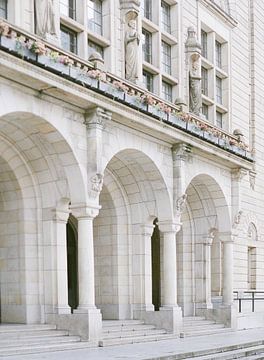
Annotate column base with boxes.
[134,305,182,335]
[46,308,102,341]
[56,306,71,315]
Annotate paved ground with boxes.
[3,328,264,360]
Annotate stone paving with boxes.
[3,328,264,360]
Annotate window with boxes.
[60,26,77,53]
[161,41,171,74]
[88,0,102,35]
[0,0,7,19]
[161,1,171,34]
[162,81,172,102]
[201,67,208,96]
[216,76,222,104]
[201,30,207,58]
[202,104,208,119]
[88,40,104,58]
[142,29,152,63]
[143,71,153,92]
[216,111,222,128]
[141,0,152,21]
[215,40,222,68]
[60,0,76,19]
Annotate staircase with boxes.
[182,316,231,337]
[100,320,175,347]
[0,324,95,356]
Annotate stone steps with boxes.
[100,320,173,347]
[193,343,264,359]
[0,324,95,356]
[182,316,231,338]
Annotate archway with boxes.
[95,149,173,319]
[178,174,231,316]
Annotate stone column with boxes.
[71,204,102,341]
[222,234,235,306]
[159,222,182,334]
[203,235,213,309]
[53,208,71,315]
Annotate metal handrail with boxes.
[233,291,264,313]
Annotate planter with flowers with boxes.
[204,129,219,144]
[169,112,187,130]
[187,121,204,137]
[106,80,128,100]
[125,90,144,109]
[0,25,17,52]
[78,69,100,88]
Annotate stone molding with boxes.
[52,208,70,223]
[172,143,192,162]
[231,167,248,181]
[158,221,181,234]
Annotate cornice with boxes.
[199,0,238,28]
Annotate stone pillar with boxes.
[222,234,235,306]
[70,204,102,341]
[203,235,213,309]
[53,208,71,315]
[159,222,182,334]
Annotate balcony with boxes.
[0,20,253,162]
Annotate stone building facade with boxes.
[0,0,263,341]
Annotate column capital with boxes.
[70,203,101,219]
[172,143,192,162]
[219,231,236,244]
[141,224,154,237]
[84,107,112,130]
[53,208,70,224]
[159,221,181,234]
[231,168,248,182]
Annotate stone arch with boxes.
[102,148,173,223]
[179,174,231,316]
[0,111,87,324]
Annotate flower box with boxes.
[125,93,142,109]
[37,55,70,75]
[148,105,163,118]
[1,36,16,51]
[218,138,228,148]
[77,74,98,88]
[232,146,246,157]
[188,123,204,137]
[21,47,37,61]
[204,132,219,144]
[70,66,82,80]
[169,114,187,129]
[107,86,125,100]
[98,80,110,93]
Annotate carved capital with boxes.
[231,168,248,182]
[84,107,112,129]
[53,209,70,223]
[70,203,100,219]
[158,221,181,234]
[172,143,192,162]
[141,224,154,237]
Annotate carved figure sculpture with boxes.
[125,19,140,82]
[35,0,56,38]
[189,53,202,115]
[176,194,188,215]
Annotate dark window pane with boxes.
[215,40,222,68]
[216,76,222,104]
[141,0,152,20]
[162,81,172,102]
[201,67,208,96]
[201,30,207,58]
[216,111,223,128]
[60,0,76,19]
[162,41,171,74]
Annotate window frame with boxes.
[201,30,208,58]
[0,0,7,19]
[161,1,171,34]
[142,29,152,64]
[161,41,171,75]
[162,81,172,102]
[60,25,78,54]
[141,0,152,21]
[60,0,76,20]
[216,76,222,104]
[201,67,208,96]
[88,0,103,35]
[143,70,154,92]
[215,40,222,68]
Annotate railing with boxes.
[0,20,254,162]
[234,291,264,313]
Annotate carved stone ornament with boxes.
[233,210,243,229]
[176,194,188,215]
[232,168,248,182]
[172,143,192,162]
[90,173,104,194]
[35,0,56,38]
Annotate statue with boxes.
[233,210,243,229]
[175,194,188,216]
[189,53,202,115]
[35,0,56,38]
[125,18,140,82]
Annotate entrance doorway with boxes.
[66,218,78,311]
[151,219,161,311]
